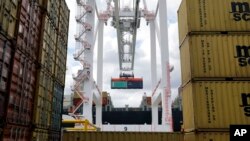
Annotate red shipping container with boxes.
[16,0,43,61]
[6,50,37,126]
[2,124,31,141]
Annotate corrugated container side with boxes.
[0,0,19,38]
[16,0,43,60]
[6,50,37,126]
[45,0,60,28]
[33,69,53,129]
[178,0,250,43]
[51,81,64,131]
[58,16,69,45]
[58,0,70,44]
[62,132,183,141]
[38,15,58,74]
[0,34,12,93]
[180,34,250,85]
[2,124,31,141]
[60,0,70,22]
[184,132,229,141]
[32,128,49,141]
[181,81,250,132]
[48,131,61,141]
[54,36,67,85]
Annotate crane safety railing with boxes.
[62,119,100,131]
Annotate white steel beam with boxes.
[150,21,158,125]
[131,0,140,69]
[93,20,100,47]
[142,0,148,11]
[96,20,104,126]
[152,105,158,125]
[150,21,157,92]
[114,0,122,69]
[96,21,104,91]
[154,20,161,47]
[82,0,95,123]
[158,0,172,130]
[152,90,161,106]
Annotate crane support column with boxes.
[82,0,95,123]
[96,21,104,126]
[158,0,172,130]
[150,21,158,126]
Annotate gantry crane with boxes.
[70,0,173,132]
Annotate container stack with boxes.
[0,0,69,141]
[0,27,13,141]
[32,0,69,141]
[178,0,250,140]
[1,0,39,140]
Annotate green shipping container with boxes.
[111,81,127,89]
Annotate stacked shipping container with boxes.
[0,0,69,141]
[0,34,13,141]
[178,0,250,140]
[0,0,18,94]
[32,0,69,141]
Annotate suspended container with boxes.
[180,34,250,86]
[178,0,250,43]
[111,78,143,89]
[7,50,37,126]
[181,81,250,132]
[111,81,127,89]
[127,80,143,89]
[0,0,19,38]
[62,132,184,141]
[16,0,43,60]
[2,124,31,141]
[184,132,229,141]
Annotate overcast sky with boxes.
[64,0,182,107]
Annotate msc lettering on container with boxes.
[231,2,250,21]
[234,45,250,67]
[240,93,250,117]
